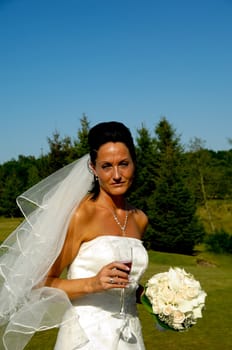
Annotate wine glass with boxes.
[113,247,133,319]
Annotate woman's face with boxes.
[91,142,135,197]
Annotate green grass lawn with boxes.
[1,218,232,350]
[0,217,23,243]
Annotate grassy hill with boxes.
[197,199,232,233]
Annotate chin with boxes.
[111,188,129,196]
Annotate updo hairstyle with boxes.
[88,121,136,199]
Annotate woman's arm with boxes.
[43,206,130,299]
[44,261,130,300]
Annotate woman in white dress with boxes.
[0,121,149,350]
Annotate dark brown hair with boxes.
[88,121,136,199]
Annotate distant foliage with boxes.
[205,230,232,254]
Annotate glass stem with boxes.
[119,288,126,315]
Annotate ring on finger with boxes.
[109,277,114,284]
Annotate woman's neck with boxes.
[97,191,127,210]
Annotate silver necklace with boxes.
[112,209,129,236]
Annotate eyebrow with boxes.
[98,158,129,164]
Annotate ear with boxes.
[88,161,97,177]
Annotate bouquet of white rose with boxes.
[141,267,207,331]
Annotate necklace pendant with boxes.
[112,210,128,236]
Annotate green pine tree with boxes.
[129,124,157,213]
[147,117,205,254]
[73,113,91,158]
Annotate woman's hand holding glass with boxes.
[93,261,131,292]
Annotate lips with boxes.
[111,182,125,187]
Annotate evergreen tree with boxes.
[129,124,157,213]
[73,114,91,158]
[47,130,72,172]
[147,117,205,254]
[27,164,41,188]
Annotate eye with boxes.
[101,163,112,169]
[119,161,129,167]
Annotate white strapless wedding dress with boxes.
[54,235,148,350]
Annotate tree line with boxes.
[1,115,232,254]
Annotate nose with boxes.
[112,166,121,181]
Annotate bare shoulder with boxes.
[60,196,94,258]
[134,209,148,229]
[69,195,95,234]
[129,204,149,235]
[46,196,95,277]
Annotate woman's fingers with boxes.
[105,262,131,288]
[107,261,130,274]
[95,262,129,289]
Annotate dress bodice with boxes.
[68,235,148,283]
[55,236,149,350]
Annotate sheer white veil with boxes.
[0,154,93,350]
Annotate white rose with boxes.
[146,286,157,300]
[166,268,179,290]
[161,286,175,303]
[168,268,187,291]
[197,290,207,304]
[186,286,199,299]
[153,296,166,314]
[191,291,206,308]
[162,304,174,316]
[178,299,195,313]
[173,310,185,324]
[192,305,204,318]
[148,273,167,286]
[152,304,161,315]
[174,290,186,304]
[184,278,201,292]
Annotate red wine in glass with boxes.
[118,260,132,273]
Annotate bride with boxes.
[0,121,149,349]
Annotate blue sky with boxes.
[1,0,232,164]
